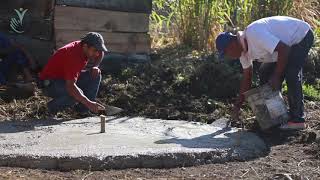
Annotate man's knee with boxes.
[94,73,102,84]
[83,71,101,85]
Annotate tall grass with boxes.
[151,0,230,50]
[151,0,320,50]
[289,0,320,27]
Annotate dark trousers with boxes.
[0,50,29,85]
[259,30,314,123]
[45,71,101,113]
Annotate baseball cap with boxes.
[81,32,108,52]
[215,32,236,59]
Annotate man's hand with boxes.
[66,80,104,114]
[90,67,101,79]
[269,74,282,90]
[86,101,105,113]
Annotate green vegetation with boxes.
[283,82,320,101]
[303,84,320,101]
[151,0,320,50]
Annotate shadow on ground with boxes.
[0,118,73,134]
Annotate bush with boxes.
[303,84,320,101]
[283,83,320,101]
[190,61,242,98]
[305,28,320,83]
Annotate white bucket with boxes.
[244,84,289,130]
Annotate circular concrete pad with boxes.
[0,117,267,170]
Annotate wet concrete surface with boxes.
[0,117,267,170]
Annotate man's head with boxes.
[216,32,243,59]
[81,32,108,59]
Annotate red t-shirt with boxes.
[40,41,88,81]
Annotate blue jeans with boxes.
[45,71,101,113]
[0,50,29,85]
[259,30,314,123]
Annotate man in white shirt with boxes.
[216,16,314,130]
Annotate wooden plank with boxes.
[0,0,55,18]
[56,0,152,14]
[55,30,151,54]
[0,0,54,40]
[55,6,149,33]
[0,17,53,41]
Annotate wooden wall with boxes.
[55,0,152,54]
[56,0,152,13]
[0,0,55,66]
[0,0,152,66]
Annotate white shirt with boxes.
[239,16,311,69]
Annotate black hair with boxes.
[80,40,95,48]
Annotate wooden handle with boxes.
[100,115,106,133]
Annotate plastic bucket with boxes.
[244,84,289,130]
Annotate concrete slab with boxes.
[0,117,268,170]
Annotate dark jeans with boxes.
[0,50,29,85]
[259,30,314,123]
[45,71,101,113]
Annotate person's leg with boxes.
[282,30,314,128]
[258,62,277,85]
[0,56,12,84]
[77,71,101,100]
[0,58,8,85]
[0,72,6,85]
[285,66,304,122]
[6,63,21,83]
[5,50,29,83]
[74,71,102,113]
[46,80,77,114]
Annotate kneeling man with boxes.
[40,32,107,115]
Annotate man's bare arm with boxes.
[268,41,290,90]
[65,80,105,113]
[65,80,92,107]
[237,66,253,107]
[274,41,290,78]
[231,66,252,121]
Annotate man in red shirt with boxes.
[40,32,107,115]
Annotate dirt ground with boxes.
[0,46,319,179]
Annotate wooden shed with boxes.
[0,0,152,67]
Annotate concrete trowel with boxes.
[98,105,123,133]
[99,105,123,116]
